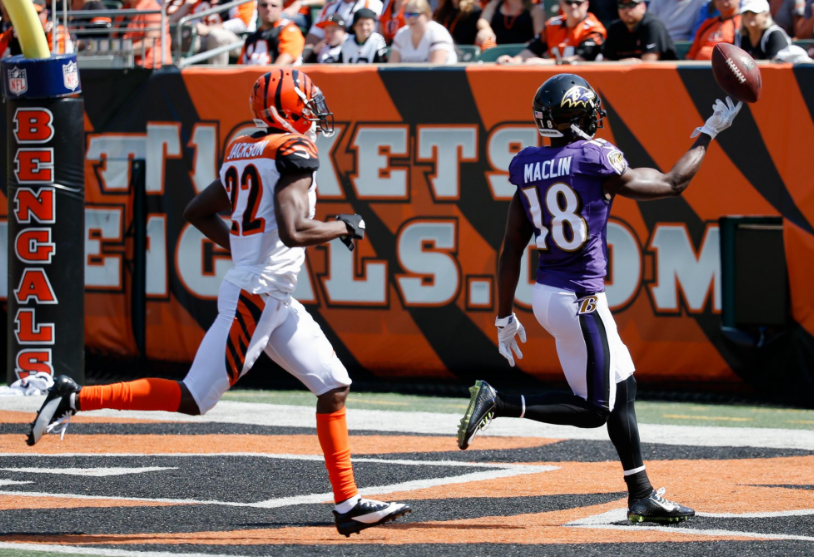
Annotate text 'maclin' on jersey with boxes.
[523,156,573,184]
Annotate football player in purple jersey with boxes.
[457,74,742,523]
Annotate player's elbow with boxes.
[669,182,691,197]
[278,226,303,248]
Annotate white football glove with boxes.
[691,96,743,139]
[495,313,526,367]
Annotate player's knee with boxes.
[584,406,611,428]
[178,382,204,416]
[316,385,349,413]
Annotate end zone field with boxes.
[0,391,812,557]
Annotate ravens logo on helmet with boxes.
[532,74,606,141]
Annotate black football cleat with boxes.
[26,375,81,446]
[628,488,695,524]
[457,380,497,450]
[333,499,411,537]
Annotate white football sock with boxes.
[335,494,361,514]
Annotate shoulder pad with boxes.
[275,135,320,175]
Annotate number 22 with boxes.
[225,164,266,237]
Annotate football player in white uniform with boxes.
[27,69,411,537]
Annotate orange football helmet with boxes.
[250,69,334,137]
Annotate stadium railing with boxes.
[59,7,168,68]
[174,0,256,66]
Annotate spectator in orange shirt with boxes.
[170,0,257,64]
[687,0,741,59]
[380,0,408,43]
[497,0,605,63]
[117,0,173,67]
[239,0,305,64]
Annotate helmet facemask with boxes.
[301,88,335,137]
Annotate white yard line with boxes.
[0,455,555,509]
[254,465,556,509]
[698,509,814,519]
[0,467,176,477]
[574,523,814,542]
[567,507,814,542]
[3,398,814,450]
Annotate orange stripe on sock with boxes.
[316,408,358,504]
[77,379,181,413]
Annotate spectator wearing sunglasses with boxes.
[498,0,605,64]
[390,0,458,62]
[238,0,305,65]
[603,0,676,60]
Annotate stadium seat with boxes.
[480,43,525,62]
[541,0,560,18]
[793,39,814,51]
[102,0,123,8]
[456,45,481,62]
[674,41,692,60]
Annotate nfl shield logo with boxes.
[62,61,78,91]
[8,66,27,96]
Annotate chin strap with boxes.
[571,124,595,141]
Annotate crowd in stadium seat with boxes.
[0,0,811,65]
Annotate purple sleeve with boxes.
[508,148,532,187]
[578,143,629,178]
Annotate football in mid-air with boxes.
[711,43,762,103]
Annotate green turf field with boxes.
[221,390,814,430]
[0,550,93,557]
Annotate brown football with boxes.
[712,43,762,103]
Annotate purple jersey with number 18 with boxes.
[507,138,629,294]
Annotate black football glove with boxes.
[336,214,365,251]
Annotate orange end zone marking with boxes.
[0,434,562,456]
